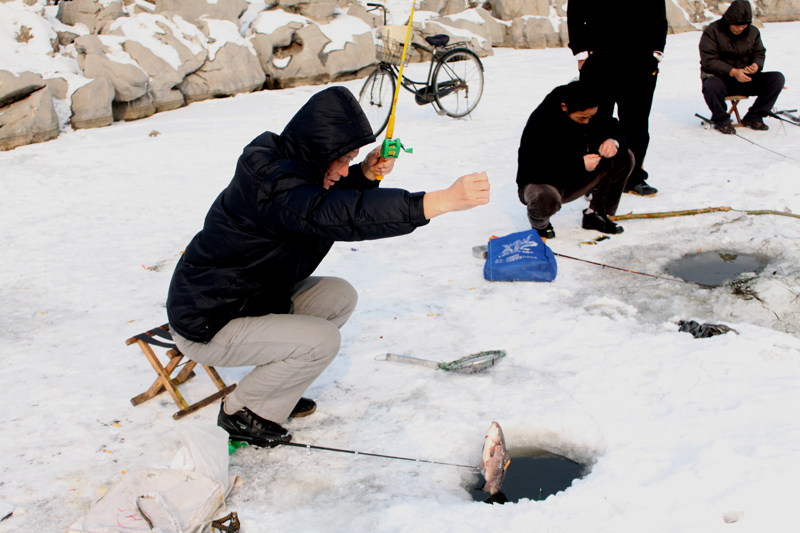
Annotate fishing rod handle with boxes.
[383,353,442,369]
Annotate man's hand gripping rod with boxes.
[375,1,417,180]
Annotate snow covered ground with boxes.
[2,21,800,533]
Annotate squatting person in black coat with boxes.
[568,0,667,197]
[517,81,634,239]
[699,0,785,134]
[167,87,490,446]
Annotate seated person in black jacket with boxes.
[699,0,785,134]
[517,81,633,239]
[167,87,489,446]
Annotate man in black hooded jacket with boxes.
[568,0,667,197]
[699,0,785,134]
[517,81,633,239]
[167,87,489,446]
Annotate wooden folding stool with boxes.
[127,323,236,420]
[725,95,749,127]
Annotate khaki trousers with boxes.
[172,276,357,423]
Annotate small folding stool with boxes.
[127,323,236,419]
[725,95,749,127]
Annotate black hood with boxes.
[280,87,376,181]
[723,0,752,26]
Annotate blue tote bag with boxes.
[483,229,557,282]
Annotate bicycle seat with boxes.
[425,34,450,48]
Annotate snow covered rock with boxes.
[439,7,511,48]
[153,0,248,26]
[105,13,210,112]
[178,19,265,103]
[0,70,46,108]
[70,76,115,129]
[489,0,550,21]
[56,0,125,34]
[249,10,376,89]
[415,19,493,57]
[74,34,150,102]
[0,86,59,150]
[277,0,337,23]
[509,15,564,49]
[419,0,471,17]
[112,89,157,120]
[346,2,383,29]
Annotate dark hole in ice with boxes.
[470,450,588,504]
[663,251,767,287]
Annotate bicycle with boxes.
[358,3,485,136]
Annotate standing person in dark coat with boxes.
[167,87,490,446]
[516,81,634,239]
[699,0,785,134]
[568,0,667,197]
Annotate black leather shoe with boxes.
[742,117,769,131]
[714,122,736,135]
[218,404,292,447]
[624,181,658,196]
[535,223,555,240]
[582,210,624,234]
[289,397,316,418]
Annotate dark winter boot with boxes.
[742,117,769,131]
[289,397,317,418]
[536,223,556,240]
[714,122,736,135]
[218,404,292,447]
[582,209,624,234]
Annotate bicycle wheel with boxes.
[358,66,395,136]
[432,49,484,118]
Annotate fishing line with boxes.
[695,113,800,163]
[552,252,716,288]
[278,441,476,469]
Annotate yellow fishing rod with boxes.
[376,2,416,180]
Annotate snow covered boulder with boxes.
[319,16,377,82]
[419,0,470,17]
[105,13,210,112]
[489,0,550,21]
[263,22,331,88]
[0,86,59,151]
[70,76,115,129]
[415,20,493,57]
[74,34,150,102]
[153,0,248,25]
[250,10,375,89]
[44,77,69,101]
[439,7,510,48]
[509,15,563,49]
[56,0,125,34]
[112,90,157,120]
[178,19,265,103]
[0,71,46,108]
[665,0,698,35]
[346,3,383,29]
[277,0,337,23]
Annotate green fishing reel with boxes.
[380,137,413,159]
[375,138,413,181]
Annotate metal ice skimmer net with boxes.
[375,350,507,373]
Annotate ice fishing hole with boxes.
[663,250,768,287]
[469,450,588,504]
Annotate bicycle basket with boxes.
[376,33,404,65]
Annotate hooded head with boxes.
[723,0,753,28]
[280,87,376,182]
